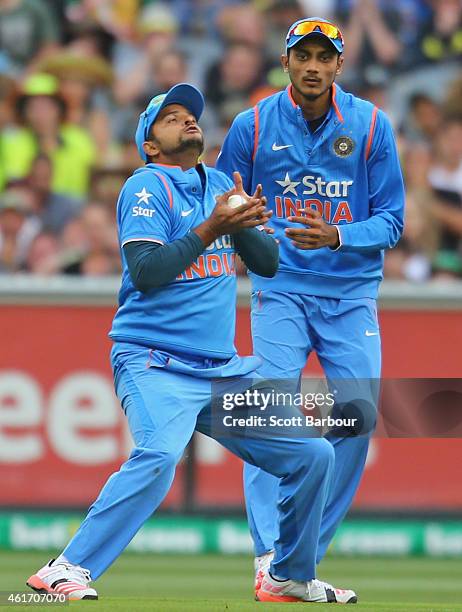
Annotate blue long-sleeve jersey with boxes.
[110,163,239,358]
[216,84,405,299]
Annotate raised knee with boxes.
[295,438,334,471]
[311,438,335,467]
[333,399,377,436]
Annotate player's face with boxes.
[282,38,343,102]
[148,104,204,157]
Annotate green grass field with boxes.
[1,552,461,611]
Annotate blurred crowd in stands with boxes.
[0,0,461,280]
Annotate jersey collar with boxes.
[282,83,345,124]
[142,162,208,182]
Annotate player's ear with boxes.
[143,140,159,159]
[336,54,344,76]
[281,54,289,73]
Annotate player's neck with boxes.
[154,151,199,171]
[291,85,332,122]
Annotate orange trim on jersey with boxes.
[287,85,297,108]
[252,104,260,161]
[331,84,344,122]
[365,106,379,161]
[154,171,173,208]
[154,162,182,169]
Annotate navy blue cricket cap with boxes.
[135,83,205,162]
[286,17,344,54]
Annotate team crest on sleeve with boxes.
[333,136,355,158]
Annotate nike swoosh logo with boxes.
[365,330,379,337]
[272,143,293,151]
[181,209,194,217]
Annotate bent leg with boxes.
[203,402,334,582]
[232,435,333,581]
[63,348,205,579]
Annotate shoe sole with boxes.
[256,589,358,604]
[256,590,301,602]
[26,575,98,600]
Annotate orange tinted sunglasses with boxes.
[289,20,344,44]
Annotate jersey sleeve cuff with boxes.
[121,237,165,247]
[329,226,342,251]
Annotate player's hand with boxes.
[285,208,339,250]
[217,171,272,228]
[194,171,272,245]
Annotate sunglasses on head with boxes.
[288,20,344,45]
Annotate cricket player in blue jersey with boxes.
[217,17,405,602]
[26,83,357,604]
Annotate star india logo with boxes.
[275,172,300,196]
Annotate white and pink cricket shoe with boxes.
[27,558,98,600]
[256,570,357,604]
[254,550,274,595]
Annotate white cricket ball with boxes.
[227,194,245,208]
